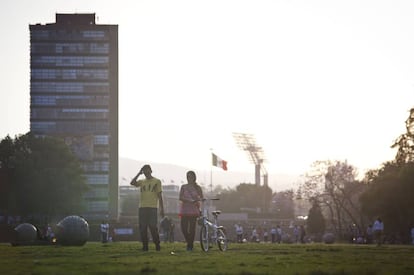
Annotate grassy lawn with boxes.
[0,241,413,275]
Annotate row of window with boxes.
[31,30,108,41]
[94,135,109,145]
[31,56,109,67]
[63,108,108,113]
[31,108,109,120]
[31,68,108,80]
[31,82,110,93]
[84,187,109,199]
[81,161,110,172]
[31,121,110,133]
[94,150,110,159]
[62,134,111,161]
[84,201,109,212]
[84,174,109,184]
[62,134,110,146]
[31,95,109,106]
[31,42,109,54]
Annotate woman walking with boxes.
[179,171,203,251]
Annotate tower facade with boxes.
[29,14,118,220]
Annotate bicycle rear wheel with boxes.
[200,224,210,252]
[217,228,228,251]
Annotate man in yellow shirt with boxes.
[130,164,164,251]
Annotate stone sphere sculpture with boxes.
[282,233,292,244]
[14,223,38,243]
[56,215,89,246]
[323,232,335,244]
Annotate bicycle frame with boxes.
[199,198,228,252]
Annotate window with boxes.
[31,30,50,39]
[31,56,109,67]
[82,161,109,172]
[32,68,108,80]
[94,135,109,145]
[81,30,106,39]
[84,174,109,185]
[84,187,108,199]
[31,121,56,131]
[86,201,109,212]
[31,82,109,93]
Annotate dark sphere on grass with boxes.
[14,223,38,243]
[56,215,89,246]
[323,232,335,244]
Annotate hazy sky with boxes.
[1,0,414,188]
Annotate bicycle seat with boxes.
[212,210,221,216]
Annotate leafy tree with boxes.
[214,183,273,214]
[300,160,366,239]
[0,133,87,222]
[360,161,414,243]
[360,109,414,243]
[120,192,139,217]
[306,201,325,240]
[391,108,414,164]
[359,108,414,243]
[271,190,295,219]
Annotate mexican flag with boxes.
[212,153,228,171]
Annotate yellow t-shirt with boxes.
[136,177,162,208]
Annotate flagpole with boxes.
[210,148,213,194]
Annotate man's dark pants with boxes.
[139,207,160,250]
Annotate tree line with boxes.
[298,108,414,243]
[1,108,414,244]
[0,133,87,224]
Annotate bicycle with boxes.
[198,198,228,252]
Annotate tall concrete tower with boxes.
[29,13,118,221]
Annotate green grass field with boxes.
[1,241,413,275]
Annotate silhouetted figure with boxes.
[130,164,164,251]
[235,223,244,243]
[160,216,172,243]
[293,225,299,243]
[300,225,306,243]
[373,217,384,246]
[100,221,109,243]
[411,226,414,245]
[366,224,373,244]
[271,226,277,243]
[179,171,203,251]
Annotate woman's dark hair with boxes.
[186,170,196,182]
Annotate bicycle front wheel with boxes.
[217,228,228,251]
[200,224,210,252]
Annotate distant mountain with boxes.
[119,157,299,191]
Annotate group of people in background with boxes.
[128,165,414,250]
[234,223,306,244]
[5,165,414,248]
[350,217,384,245]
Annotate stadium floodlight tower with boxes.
[233,132,268,186]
